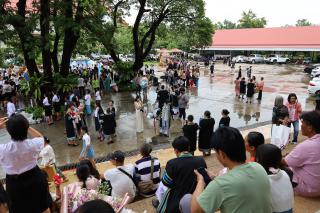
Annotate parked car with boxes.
[303,57,312,64]
[304,64,320,74]
[265,54,290,64]
[232,55,248,63]
[311,66,320,78]
[308,77,320,95]
[248,54,264,64]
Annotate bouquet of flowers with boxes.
[98,180,112,196]
[68,189,99,212]
[53,174,63,186]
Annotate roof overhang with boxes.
[203,46,320,52]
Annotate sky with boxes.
[205,0,320,27]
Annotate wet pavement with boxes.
[0,62,317,178]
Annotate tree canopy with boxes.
[0,0,213,78]
[296,19,312,26]
[214,10,267,29]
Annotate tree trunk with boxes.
[40,0,52,82]
[51,32,60,73]
[60,0,83,77]
[60,31,77,76]
[13,0,39,76]
[17,32,39,76]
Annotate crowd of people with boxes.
[234,66,265,103]
[1,108,319,213]
[0,60,320,213]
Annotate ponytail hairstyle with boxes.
[76,164,90,188]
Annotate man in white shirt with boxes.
[104,150,136,203]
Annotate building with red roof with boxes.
[203,26,320,61]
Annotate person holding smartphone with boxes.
[157,136,207,213]
[186,127,272,213]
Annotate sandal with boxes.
[107,140,114,145]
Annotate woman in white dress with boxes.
[134,97,144,133]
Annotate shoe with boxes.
[290,141,297,145]
[107,140,114,144]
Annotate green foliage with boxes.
[98,181,112,196]
[25,106,44,119]
[114,61,134,82]
[155,17,214,51]
[30,75,47,100]
[20,75,47,101]
[237,10,267,28]
[113,26,133,54]
[32,106,44,119]
[0,48,4,67]
[214,10,267,30]
[296,19,312,26]
[215,20,237,29]
[53,73,78,93]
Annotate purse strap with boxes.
[150,158,155,180]
[118,168,137,187]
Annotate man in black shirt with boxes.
[157,136,207,213]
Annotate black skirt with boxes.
[44,105,52,116]
[6,166,52,213]
[53,102,61,113]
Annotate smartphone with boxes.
[197,167,212,185]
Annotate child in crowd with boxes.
[79,126,96,168]
[219,109,230,127]
[245,131,265,162]
[255,144,294,213]
[39,136,68,182]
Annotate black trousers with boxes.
[179,108,186,120]
[257,90,262,100]
[316,100,320,110]
[6,166,52,213]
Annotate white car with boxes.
[311,66,320,78]
[265,54,290,64]
[248,54,264,64]
[308,77,320,95]
[232,55,248,63]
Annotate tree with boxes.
[155,17,213,51]
[215,19,237,29]
[237,10,267,28]
[0,0,40,76]
[296,19,312,26]
[83,0,211,74]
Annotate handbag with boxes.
[271,124,291,149]
[137,158,157,197]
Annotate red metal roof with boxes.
[5,0,37,11]
[210,26,320,50]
